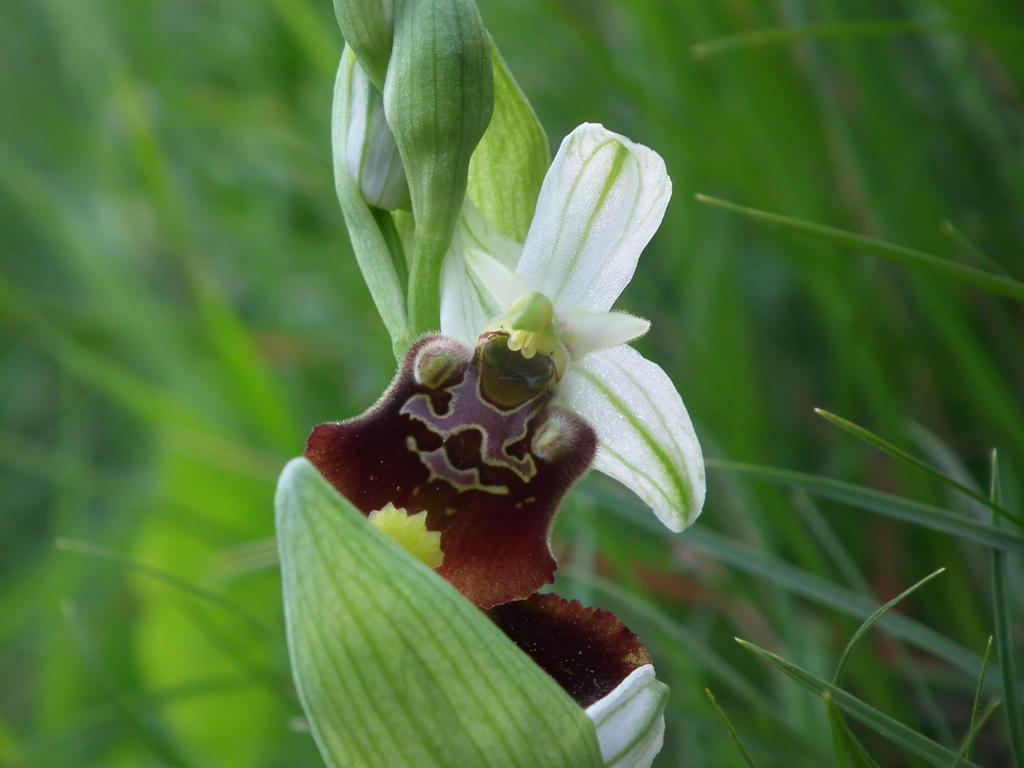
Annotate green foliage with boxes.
[3,0,1023,766]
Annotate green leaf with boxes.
[694,194,1024,301]
[736,639,982,768]
[705,459,1024,553]
[332,50,412,358]
[275,458,602,768]
[815,409,1024,529]
[989,451,1024,766]
[467,40,550,243]
[833,567,946,687]
[385,0,494,335]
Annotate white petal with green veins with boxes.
[276,458,603,768]
[558,345,705,531]
[586,665,668,768]
[516,124,671,313]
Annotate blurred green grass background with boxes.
[2,0,1023,765]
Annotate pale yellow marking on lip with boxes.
[368,503,444,569]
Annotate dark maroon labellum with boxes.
[489,592,653,708]
[305,334,597,609]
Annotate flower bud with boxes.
[333,0,393,89]
[384,0,494,334]
[345,58,410,211]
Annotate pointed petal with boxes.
[305,336,597,609]
[560,308,650,360]
[465,247,529,312]
[488,593,654,708]
[559,345,705,531]
[516,123,671,312]
[586,666,668,768]
[440,204,522,344]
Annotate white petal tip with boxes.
[586,665,668,768]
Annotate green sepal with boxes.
[332,0,393,89]
[468,41,550,243]
[384,0,494,336]
[276,458,603,768]
[332,49,412,359]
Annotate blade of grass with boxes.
[961,637,994,766]
[952,698,1002,768]
[694,194,1024,301]
[833,568,946,686]
[736,638,981,768]
[684,527,985,688]
[941,220,1009,277]
[705,688,759,768]
[815,409,1023,529]
[795,493,953,742]
[588,484,995,692]
[689,19,1024,59]
[990,451,1024,766]
[705,459,1024,553]
[55,538,271,632]
[825,693,882,768]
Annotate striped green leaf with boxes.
[276,458,602,768]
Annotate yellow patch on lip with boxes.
[368,503,443,569]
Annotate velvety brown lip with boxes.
[305,334,596,609]
[488,592,653,708]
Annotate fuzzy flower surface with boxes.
[442,122,705,532]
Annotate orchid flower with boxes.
[441,122,706,533]
[295,121,694,768]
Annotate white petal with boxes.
[559,345,705,531]
[440,204,522,344]
[464,248,529,312]
[560,309,650,360]
[516,123,671,312]
[586,665,668,768]
[345,58,409,210]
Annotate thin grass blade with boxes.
[55,538,270,632]
[825,693,882,768]
[705,688,759,768]
[705,459,1024,553]
[815,409,1023,529]
[736,639,981,768]
[833,568,946,686]
[689,19,1024,59]
[694,195,1024,301]
[952,699,1001,768]
[964,637,994,764]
